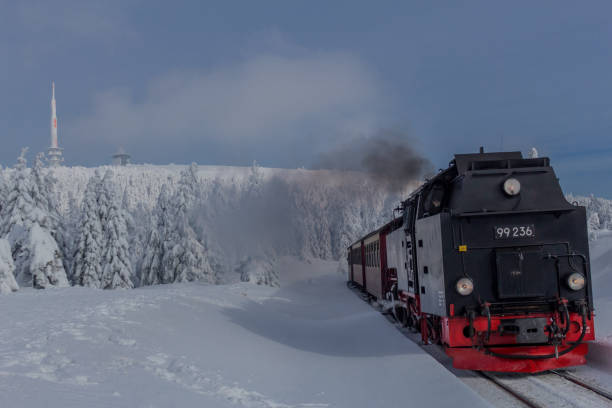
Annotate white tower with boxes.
[47,81,64,167]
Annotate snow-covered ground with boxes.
[0,257,490,408]
[584,230,612,375]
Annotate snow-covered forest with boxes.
[0,151,409,292]
[0,150,609,293]
[566,193,612,238]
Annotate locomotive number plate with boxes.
[494,224,535,239]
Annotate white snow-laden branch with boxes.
[0,239,18,294]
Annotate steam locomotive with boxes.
[347,150,594,373]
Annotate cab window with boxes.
[419,182,447,218]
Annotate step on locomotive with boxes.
[347,149,594,373]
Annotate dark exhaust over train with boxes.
[347,149,594,373]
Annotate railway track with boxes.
[477,370,612,407]
[477,371,544,408]
[550,370,612,401]
[347,283,612,407]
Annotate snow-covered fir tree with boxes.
[0,238,18,294]
[588,212,601,232]
[99,171,133,289]
[0,149,68,288]
[0,165,8,214]
[28,224,69,288]
[567,194,612,235]
[0,193,30,280]
[60,191,80,282]
[139,185,170,285]
[237,257,279,287]
[141,164,214,285]
[30,154,55,227]
[32,153,72,274]
[122,188,144,285]
[166,164,214,283]
[73,171,134,289]
[72,173,104,287]
[1,148,35,240]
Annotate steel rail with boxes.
[476,371,544,408]
[550,369,612,402]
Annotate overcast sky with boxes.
[1,1,611,196]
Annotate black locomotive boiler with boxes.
[348,150,594,372]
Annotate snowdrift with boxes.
[586,230,612,369]
[0,257,489,408]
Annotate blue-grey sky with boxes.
[1,1,611,197]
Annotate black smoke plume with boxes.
[313,129,433,192]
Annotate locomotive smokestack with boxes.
[479,146,484,154]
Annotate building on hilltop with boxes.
[112,148,131,166]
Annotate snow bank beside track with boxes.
[575,231,612,387]
[0,257,490,408]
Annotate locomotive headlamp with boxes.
[503,178,521,196]
[567,273,586,291]
[456,278,474,296]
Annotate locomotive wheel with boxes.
[385,291,401,322]
[406,302,418,332]
[401,308,412,328]
[426,317,442,345]
[394,306,406,326]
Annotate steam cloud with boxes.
[192,130,432,268]
[314,130,433,192]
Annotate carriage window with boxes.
[373,244,378,266]
[372,243,375,267]
[373,245,376,267]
